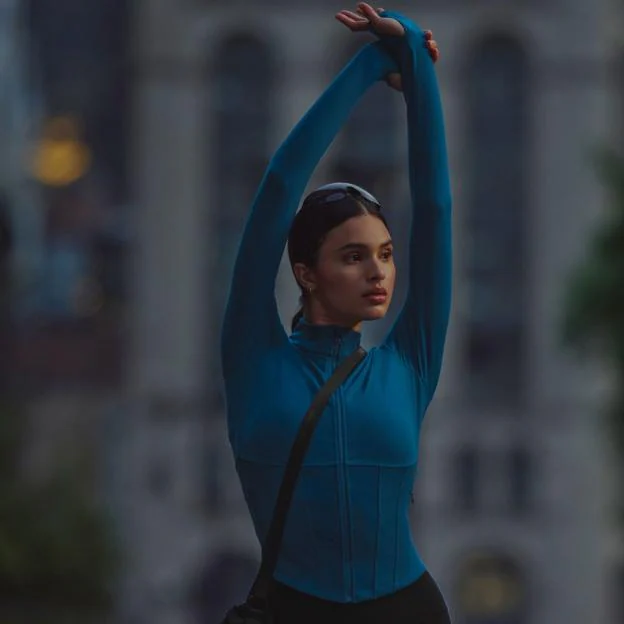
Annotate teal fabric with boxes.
[221,12,452,603]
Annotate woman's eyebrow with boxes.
[337,239,393,252]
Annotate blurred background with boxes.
[0,0,623,622]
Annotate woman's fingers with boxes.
[337,4,405,37]
[338,6,439,62]
[357,2,382,22]
[427,38,440,62]
[341,9,368,21]
[336,10,370,30]
[355,5,384,16]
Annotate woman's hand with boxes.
[335,3,440,92]
[336,2,405,37]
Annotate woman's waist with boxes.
[264,477,420,603]
[278,517,420,578]
[272,547,426,604]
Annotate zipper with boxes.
[333,333,354,598]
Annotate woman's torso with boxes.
[226,322,431,602]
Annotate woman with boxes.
[221,3,452,623]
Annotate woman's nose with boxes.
[369,260,386,281]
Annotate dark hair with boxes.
[287,182,389,332]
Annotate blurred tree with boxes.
[0,194,11,393]
[561,148,624,508]
[0,401,120,612]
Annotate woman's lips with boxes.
[364,293,388,305]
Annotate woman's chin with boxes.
[361,306,389,321]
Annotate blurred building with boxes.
[123,1,624,624]
[0,0,43,390]
[1,0,133,607]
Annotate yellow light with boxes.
[31,116,92,187]
[458,555,524,616]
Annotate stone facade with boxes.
[124,1,624,622]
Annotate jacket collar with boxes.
[289,318,362,359]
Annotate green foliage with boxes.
[0,401,26,483]
[561,148,624,453]
[0,401,120,607]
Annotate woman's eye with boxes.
[381,249,393,261]
[346,253,361,263]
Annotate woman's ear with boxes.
[293,262,317,293]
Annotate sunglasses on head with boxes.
[305,183,382,211]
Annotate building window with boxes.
[146,457,171,498]
[455,447,480,514]
[507,446,532,515]
[463,35,529,408]
[207,33,274,413]
[456,552,528,624]
[11,1,131,391]
[26,0,131,202]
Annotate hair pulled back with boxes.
[287,182,388,332]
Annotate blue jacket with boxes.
[221,12,452,603]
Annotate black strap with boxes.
[247,346,367,605]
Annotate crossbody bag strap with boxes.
[247,346,367,604]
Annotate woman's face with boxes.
[295,214,396,329]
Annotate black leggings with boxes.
[271,571,451,624]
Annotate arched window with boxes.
[463,34,529,408]
[454,446,480,514]
[456,552,528,624]
[207,33,274,412]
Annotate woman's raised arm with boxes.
[221,39,398,375]
[373,9,452,404]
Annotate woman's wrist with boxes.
[336,4,439,93]
[377,13,439,67]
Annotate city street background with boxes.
[0,0,623,623]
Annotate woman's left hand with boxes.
[335,3,440,92]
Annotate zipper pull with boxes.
[333,335,342,359]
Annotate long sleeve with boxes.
[221,42,398,375]
[380,13,453,401]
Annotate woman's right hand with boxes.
[336,3,405,37]
[336,3,440,92]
